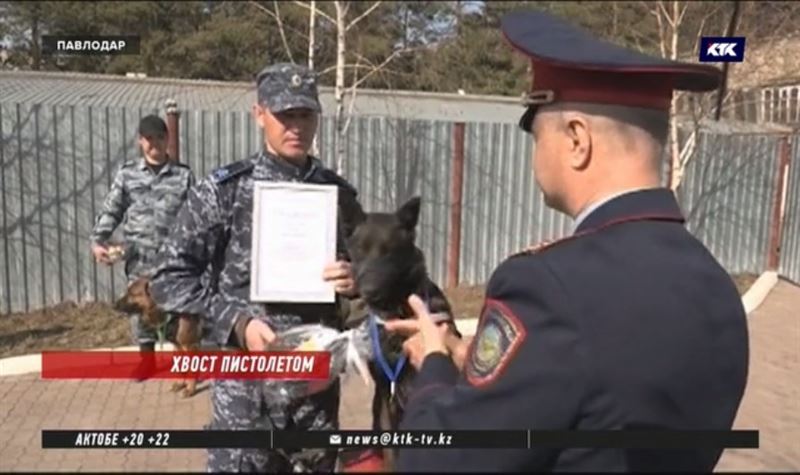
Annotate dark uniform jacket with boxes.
[91,157,195,277]
[149,150,365,348]
[397,188,749,472]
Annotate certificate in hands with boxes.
[250,182,339,303]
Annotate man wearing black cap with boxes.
[384,10,749,472]
[91,114,196,364]
[148,63,367,472]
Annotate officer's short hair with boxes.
[139,115,168,138]
[555,102,670,148]
[591,104,670,147]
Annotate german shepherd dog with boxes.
[339,196,461,472]
[114,278,203,398]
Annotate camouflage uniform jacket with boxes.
[90,157,196,262]
[148,150,365,348]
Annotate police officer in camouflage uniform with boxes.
[91,115,196,361]
[148,63,367,472]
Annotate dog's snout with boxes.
[114,293,144,314]
[114,295,128,310]
[114,299,136,314]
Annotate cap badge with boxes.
[522,90,556,106]
[291,74,303,88]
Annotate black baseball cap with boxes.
[138,115,168,138]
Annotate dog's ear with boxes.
[396,196,421,230]
[350,204,367,229]
[341,193,368,236]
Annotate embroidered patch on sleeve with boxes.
[465,299,527,387]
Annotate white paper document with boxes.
[250,182,339,303]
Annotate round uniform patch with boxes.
[466,299,526,387]
[472,323,504,375]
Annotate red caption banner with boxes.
[40,351,331,380]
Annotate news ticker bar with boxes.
[42,430,759,450]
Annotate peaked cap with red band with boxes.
[501,10,724,132]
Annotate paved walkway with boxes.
[715,279,800,472]
[0,373,374,472]
[1,281,798,472]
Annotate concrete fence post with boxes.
[448,122,465,288]
[767,135,791,270]
[165,99,180,162]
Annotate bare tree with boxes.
[647,0,725,191]
[307,0,316,70]
[295,0,421,174]
[307,0,319,156]
[248,1,296,62]
[333,1,348,173]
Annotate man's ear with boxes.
[563,113,592,171]
[252,103,265,128]
[396,196,421,230]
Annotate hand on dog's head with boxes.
[346,196,428,316]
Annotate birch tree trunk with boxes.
[308,1,316,70]
[668,0,683,191]
[334,1,347,175]
[653,0,697,192]
[308,0,319,157]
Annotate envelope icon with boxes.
[329,434,342,445]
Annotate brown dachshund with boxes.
[115,277,203,398]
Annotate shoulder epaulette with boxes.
[508,237,572,259]
[210,160,254,184]
[509,211,685,259]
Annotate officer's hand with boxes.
[323,260,358,297]
[447,334,473,372]
[92,244,112,265]
[244,319,277,352]
[400,333,428,370]
[384,295,449,370]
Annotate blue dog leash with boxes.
[367,288,431,401]
[368,314,405,401]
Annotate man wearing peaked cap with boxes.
[384,10,749,472]
[148,62,368,472]
[255,62,322,114]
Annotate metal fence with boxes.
[460,122,573,284]
[676,132,782,274]
[780,138,800,284]
[1,100,797,314]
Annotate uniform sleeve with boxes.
[148,179,263,348]
[90,167,127,245]
[396,256,587,472]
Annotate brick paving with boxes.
[0,373,373,472]
[715,280,800,472]
[1,280,798,472]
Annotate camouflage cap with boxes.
[256,62,321,113]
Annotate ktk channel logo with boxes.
[699,37,746,62]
